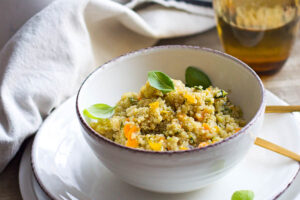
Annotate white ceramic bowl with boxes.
[76,46,265,193]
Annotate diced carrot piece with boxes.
[203,123,211,131]
[124,124,139,148]
[123,124,132,138]
[126,139,138,148]
[124,124,139,139]
[235,128,241,133]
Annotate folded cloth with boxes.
[0,0,215,172]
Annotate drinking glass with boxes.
[213,0,300,74]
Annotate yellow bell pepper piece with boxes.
[184,93,196,104]
[149,102,159,110]
[149,141,162,151]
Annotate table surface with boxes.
[1,28,300,200]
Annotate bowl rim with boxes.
[76,45,265,155]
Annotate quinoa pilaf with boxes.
[87,74,245,151]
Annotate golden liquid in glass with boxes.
[216,14,299,75]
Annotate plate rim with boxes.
[19,139,39,200]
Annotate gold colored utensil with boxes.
[265,105,300,113]
[253,105,300,161]
[255,137,300,162]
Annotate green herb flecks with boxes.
[231,190,254,200]
[129,97,138,105]
[83,104,116,119]
[189,137,195,144]
[205,98,213,105]
[193,85,203,90]
[148,71,175,94]
[120,121,124,130]
[185,66,211,89]
[215,89,228,99]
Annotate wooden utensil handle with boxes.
[265,105,300,113]
[255,137,300,162]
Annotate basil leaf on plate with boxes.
[148,71,175,94]
[83,104,116,119]
[185,66,211,89]
[231,190,254,200]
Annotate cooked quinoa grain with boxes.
[89,79,245,151]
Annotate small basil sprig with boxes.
[185,66,211,89]
[148,71,175,94]
[231,190,254,200]
[83,104,116,119]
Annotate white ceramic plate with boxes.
[19,139,300,200]
[31,90,300,200]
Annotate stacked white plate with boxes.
[19,90,300,200]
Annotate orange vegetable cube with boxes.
[235,128,241,133]
[203,123,211,131]
[124,124,139,148]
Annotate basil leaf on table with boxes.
[185,66,212,89]
[83,104,116,119]
[148,71,175,94]
[231,190,254,200]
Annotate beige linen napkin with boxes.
[0,0,215,171]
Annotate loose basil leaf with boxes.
[231,190,254,200]
[185,66,211,89]
[83,104,116,119]
[148,71,175,94]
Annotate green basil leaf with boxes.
[185,66,212,89]
[83,104,116,119]
[231,190,254,200]
[148,71,175,94]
